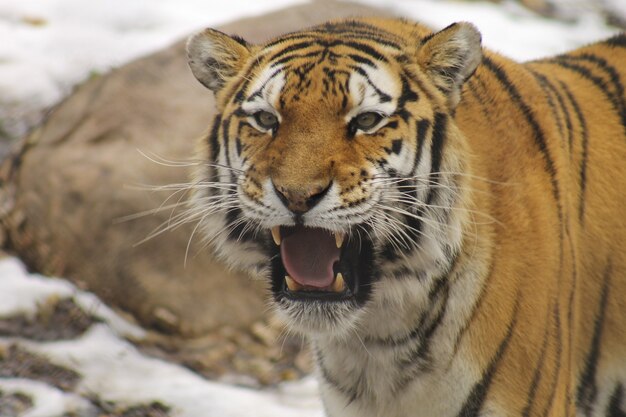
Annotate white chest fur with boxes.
[311,252,491,417]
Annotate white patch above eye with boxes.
[241,65,286,117]
[345,64,399,124]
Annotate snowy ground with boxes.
[0,257,323,417]
[0,0,623,416]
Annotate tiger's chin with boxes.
[266,224,376,336]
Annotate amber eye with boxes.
[353,112,383,131]
[253,111,278,130]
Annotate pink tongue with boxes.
[280,226,340,288]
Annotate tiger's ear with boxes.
[186,28,251,93]
[417,22,482,109]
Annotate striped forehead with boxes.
[240,66,286,114]
[241,39,402,114]
[346,60,399,118]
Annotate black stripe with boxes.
[317,20,403,49]
[425,112,448,206]
[381,116,440,263]
[451,260,496,357]
[227,56,262,105]
[393,278,451,393]
[236,120,254,134]
[404,206,425,251]
[398,74,420,107]
[558,81,589,223]
[246,68,283,100]
[606,384,626,417]
[315,346,361,403]
[380,241,403,261]
[267,28,401,51]
[207,114,222,188]
[384,120,399,130]
[570,54,626,127]
[412,275,451,361]
[347,53,376,67]
[268,38,390,70]
[390,139,403,154]
[456,298,520,417]
[266,40,316,63]
[349,66,392,102]
[263,33,316,49]
[541,301,563,417]
[552,57,626,135]
[465,77,493,121]
[564,226,578,413]
[410,70,437,102]
[221,117,231,167]
[343,40,389,62]
[366,309,428,347]
[576,262,612,416]
[316,352,353,398]
[529,70,570,152]
[412,119,431,173]
[235,137,242,157]
[521,304,552,417]
[483,56,563,238]
[270,50,321,68]
[365,254,457,347]
[392,75,419,125]
[224,204,242,237]
[571,54,625,97]
[220,116,250,242]
[605,33,626,48]
[319,363,355,400]
[333,32,400,48]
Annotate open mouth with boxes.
[268,225,374,304]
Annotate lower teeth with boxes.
[285,275,301,291]
[284,273,346,293]
[332,273,345,292]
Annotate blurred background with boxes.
[0,1,623,416]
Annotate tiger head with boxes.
[186,18,482,336]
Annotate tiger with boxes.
[184,17,626,417]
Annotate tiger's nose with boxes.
[272,181,331,214]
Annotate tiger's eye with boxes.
[354,112,383,131]
[254,111,278,130]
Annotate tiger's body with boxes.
[185,18,626,417]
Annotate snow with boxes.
[0,0,307,137]
[360,0,618,61]
[0,257,323,416]
[0,257,145,339]
[22,326,322,417]
[0,258,74,316]
[0,379,92,417]
[0,1,622,415]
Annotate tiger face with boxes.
[187,19,482,335]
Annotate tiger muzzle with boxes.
[272,180,331,215]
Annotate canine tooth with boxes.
[271,226,281,246]
[285,275,300,291]
[332,273,345,292]
[335,232,345,248]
